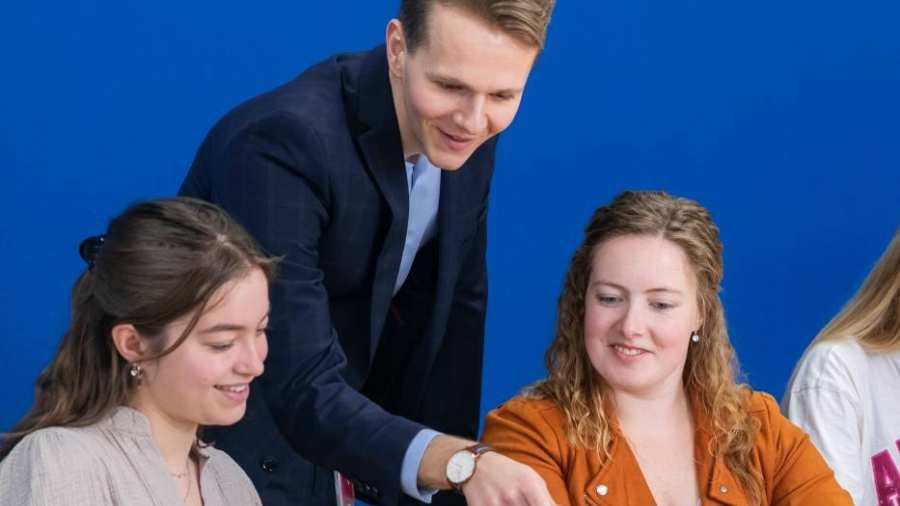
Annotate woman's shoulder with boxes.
[482,393,574,467]
[747,390,820,450]
[744,390,856,503]
[484,394,570,446]
[747,390,782,417]
[0,425,110,501]
[800,338,866,367]
[787,338,867,393]
[5,424,106,465]
[490,394,566,425]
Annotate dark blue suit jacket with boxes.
[180,45,495,506]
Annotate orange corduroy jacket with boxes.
[482,392,852,506]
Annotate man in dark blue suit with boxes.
[180,1,556,506]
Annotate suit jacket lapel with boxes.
[346,45,410,361]
[428,169,463,342]
[436,169,463,287]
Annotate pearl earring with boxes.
[690,331,700,343]
[129,363,144,382]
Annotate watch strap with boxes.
[451,443,496,493]
[466,443,495,457]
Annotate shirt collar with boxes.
[107,406,211,459]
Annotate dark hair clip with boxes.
[79,235,106,269]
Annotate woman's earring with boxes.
[690,331,700,343]
[129,363,144,383]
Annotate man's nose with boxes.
[455,95,487,135]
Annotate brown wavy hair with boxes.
[1,197,278,459]
[812,227,900,351]
[530,190,763,504]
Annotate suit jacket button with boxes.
[595,484,609,496]
[260,457,279,473]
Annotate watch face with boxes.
[447,450,476,484]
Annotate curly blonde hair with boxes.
[530,190,763,504]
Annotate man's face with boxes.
[387,4,538,170]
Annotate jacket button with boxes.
[260,457,279,473]
[595,484,609,496]
[719,485,728,493]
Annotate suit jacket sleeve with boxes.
[181,112,425,505]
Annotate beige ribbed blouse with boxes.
[0,407,261,505]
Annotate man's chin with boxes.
[433,161,466,171]
[425,145,479,171]
[424,128,489,170]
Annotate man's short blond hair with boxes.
[398,0,556,52]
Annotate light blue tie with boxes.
[394,155,441,294]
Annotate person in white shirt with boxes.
[784,227,900,506]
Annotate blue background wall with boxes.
[1,1,898,433]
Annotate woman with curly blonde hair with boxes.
[482,191,850,505]
[784,228,900,505]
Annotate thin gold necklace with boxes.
[170,457,192,503]
[169,456,189,479]
[182,466,192,504]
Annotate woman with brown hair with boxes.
[481,191,851,505]
[784,228,900,505]
[0,197,277,505]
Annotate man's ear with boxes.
[111,323,150,364]
[385,19,408,79]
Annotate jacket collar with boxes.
[694,403,749,506]
[344,44,408,225]
[583,400,750,506]
[343,45,409,360]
